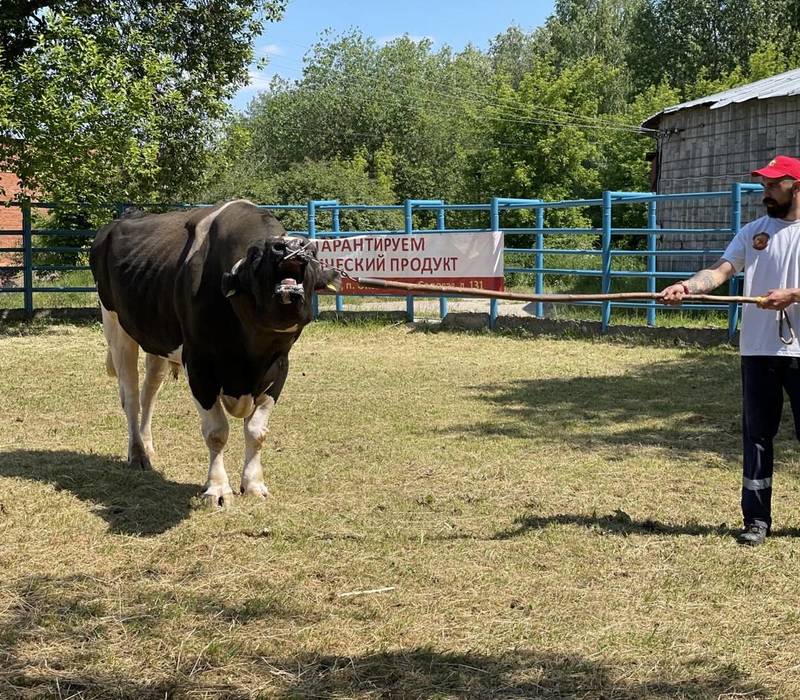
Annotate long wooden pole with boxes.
[354,277,765,305]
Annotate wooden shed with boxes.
[641,67,800,272]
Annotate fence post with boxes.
[647,200,657,327]
[488,198,501,328]
[404,200,414,322]
[535,206,545,318]
[728,184,742,341]
[331,202,344,313]
[22,201,33,317]
[307,200,318,320]
[600,190,613,332]
[436,204,448,320]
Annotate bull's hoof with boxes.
[128,449,152,470]
[240,481,270,499]
[202,485,234,508]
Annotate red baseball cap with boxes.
[752,155,800,180]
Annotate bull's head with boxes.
[220,237,341,329]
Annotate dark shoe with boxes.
[737,523,768,546]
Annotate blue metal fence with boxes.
[0,185,764,337]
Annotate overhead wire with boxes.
[398,69,655,132]
[254,35,652,132]
[251,55,655,135]
[237,88,631,170]
[228,52,657,180]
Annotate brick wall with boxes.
[653,96,800,272]
[0,172,22,264]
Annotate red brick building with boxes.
[1,171,23,263]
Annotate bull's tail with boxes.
[105,348,117,377]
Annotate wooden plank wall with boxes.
[655,96,800,272]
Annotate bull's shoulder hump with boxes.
[213,200,285,241]
[185,200,257,260]
[189,199,258,225]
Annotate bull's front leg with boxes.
[240,396,275,498]
[194,398,233,507]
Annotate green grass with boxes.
[1,321,799,698]
[0,269,96,310]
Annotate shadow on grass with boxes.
[0,573,322,700]
[451,349,771,463]
[0,570,773,699]
[490,510,800,541]
[0,449,197,535]
[493,510,736,540]
[0,647,770,699]
[264,647,768,699]
[0,310,100,335]
[0,675,180,700]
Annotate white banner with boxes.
[317,230,505,294]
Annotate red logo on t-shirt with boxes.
[752,232,770,251]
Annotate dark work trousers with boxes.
[740,355,800,529]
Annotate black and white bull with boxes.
[89,199,340,506]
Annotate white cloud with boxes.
[241,70,277,92]
[256,43,284,56]
[377,33,436,47]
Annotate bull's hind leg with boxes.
[240,396,276,498]
[101,305,150,469]
[194,398,233,507]
[140,354,170,463]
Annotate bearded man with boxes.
[662,156,800,546]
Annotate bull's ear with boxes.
[244,244,263,270]
[221,246,261,299]
[315,269,342,292]
[221,272,239,298]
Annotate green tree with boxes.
[240,31,493,205]
[747,39,800,81]
[202,144,403,232]
[0,1,286,205]
[470,58,627,210]
[625,0,794,93]
[487,25,540,88]
[541,0,643,70]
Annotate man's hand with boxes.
[660,282,690,305]
[757,289,799,310]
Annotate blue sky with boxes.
[232,0,556,111]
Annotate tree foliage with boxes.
[3,0,799,219]
[232,31,493,205]
[0,0,286,204]
[626,0,799,93]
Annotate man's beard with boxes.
[764,197,792,218]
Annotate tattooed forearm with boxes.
[684,270,721,293]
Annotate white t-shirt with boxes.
[722,214,800,356]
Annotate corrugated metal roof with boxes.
[641,67,800,129]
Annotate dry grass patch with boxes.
[1,320,800,698]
